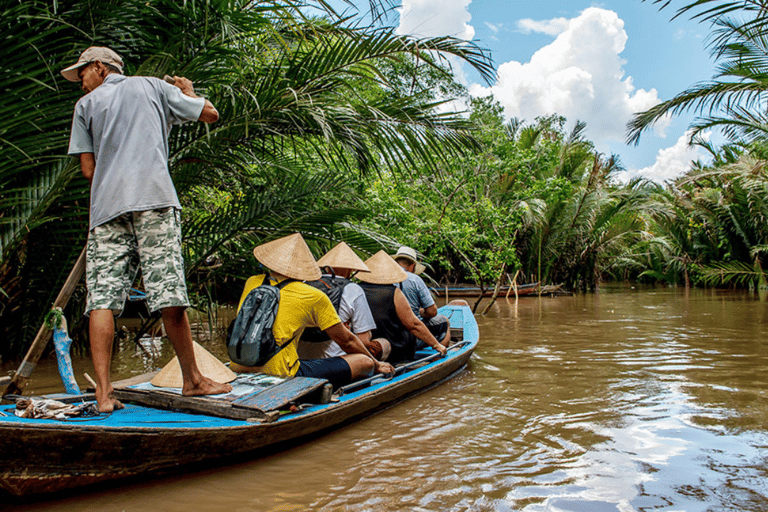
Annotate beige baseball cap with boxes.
[393,246,426,275]
[61,46,124,82]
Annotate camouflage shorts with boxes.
[86,208,189,313]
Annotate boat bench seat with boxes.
[233,376,330,410]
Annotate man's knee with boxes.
[161,305,189,329]
[426,315,449,342]
[374,338,391,361]
[345,354,375,378]
[161,305,187,318]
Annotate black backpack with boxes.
[227,278,295,366]
[300,276,350,343]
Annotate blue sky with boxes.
[347,1,720,182]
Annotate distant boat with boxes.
[429,282,540,298]
[0,301,478,498]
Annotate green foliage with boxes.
[1,0,493,359]
[360,97,648,292]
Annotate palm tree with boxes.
[1,0,493,357]
[629,2,768,144]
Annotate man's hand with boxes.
[375,361,395,376]
[169,75,219,123]
[171,76,197,98]
[435,344,447,357]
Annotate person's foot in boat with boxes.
[182,376,232,396]
[95,388,124,413]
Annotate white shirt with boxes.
[297,277,376,359]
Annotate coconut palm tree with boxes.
[629,1,768,144]
[1,0,493,357]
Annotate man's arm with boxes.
[356,330,372,344]
[415,277,437,319]
[394,289,446,355]
[79,153,95,183]
[422,304,438,320]
[172,76,219,123]
[325,322,393,374]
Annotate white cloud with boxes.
[484,21,500,33]
[653,113,673,139]
[470,7,662,151]
[397,0,474,40]
[618,131,710,183]
[516,17,570,36]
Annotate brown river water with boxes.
[3,285,768,511]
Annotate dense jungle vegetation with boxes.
[3,0,768,360]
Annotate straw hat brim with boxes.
[316,242,370,272]
[394,254,426,275]
[393,247,426,275]
[355,250,408,284]
[151,341,236,388]
[252,233,321,281]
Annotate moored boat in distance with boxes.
[430,282,540,298]
[0,301,478,498]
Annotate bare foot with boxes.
[182,376,232,397]
[95,389,125,413]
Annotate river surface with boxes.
[4,286,768,511]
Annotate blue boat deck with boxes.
[0,303,478,431]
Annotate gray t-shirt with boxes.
[68,74,205,228]
[398,271,435,319]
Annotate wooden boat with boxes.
[429,282,540,298]
[0,301,478,498]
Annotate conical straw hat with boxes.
[252,233,321,281]
[151,341,236,388]
[355,250,408,284]
[316,242,370,272]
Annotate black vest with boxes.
[359,283,416,363]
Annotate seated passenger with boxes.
[393,246,451,348]
[298,242,391,361]
[230,233,394,388]
[356,251,448,364]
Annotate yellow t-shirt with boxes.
[231,275,341,377]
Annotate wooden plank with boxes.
[3,247,87,398]
[113,371,159,388]
[112,388,279,423]
[233,376,328,411]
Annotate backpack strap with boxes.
[265,278,296,352]
[275,278,296,290]
[260,277,296,289]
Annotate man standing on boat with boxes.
[62,46,232,412]
[393,246,450,348]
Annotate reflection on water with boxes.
[5,286,768,511]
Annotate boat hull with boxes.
[0,302,478,497]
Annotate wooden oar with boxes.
[2,246,87,398]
